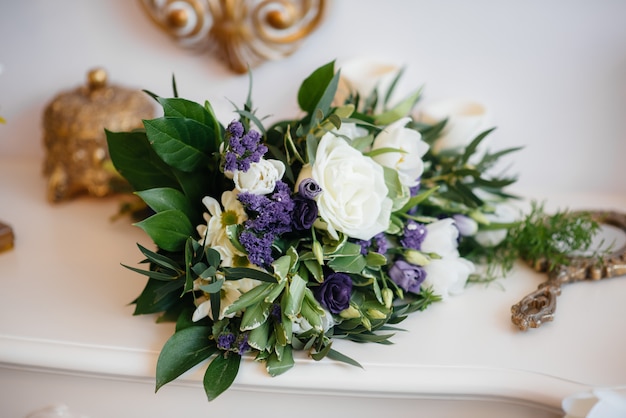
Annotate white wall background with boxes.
[1,0,625,195]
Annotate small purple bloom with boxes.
[270,303,282,323]
[292,196,318,230]
[217,332,236,350]
[224,121,267,173]
[315,272,352,314]
[236,333,250,354]
[400,220,427,250]
[298,178,322,199]
[389,259,426,294]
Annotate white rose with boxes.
[422,256,475,299]
[418,98,492,155]
[562,388,626,418]
[372,117,429,188]
[311,133,392,240]
[421,218,461,257]
[232,158,285,195]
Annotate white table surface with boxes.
[1,158,625,417]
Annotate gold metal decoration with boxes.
[512,211,626,330]
[0,221,14,253]
[42,68,155,202]
[140,0,326,74]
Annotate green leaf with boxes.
[155,326,216,391]
[105,129,179,191]
[222,283,272,316]
[223,267,278,283]
[158,97,216,127]
[144,118,212,172]
[397,186,440,213]
[136,187,195,216]
[326,348,363,369]
[133,278,183,315]
[327,254,366,274]
[461,127,496,164]
[198,279,223,294]
[375,88,422,125]
[248,318,271,351]
[283,274,307,319]
[266,345,294,376]
[136,243,182,271]
[121,263,177,281]
[297,61,337,114]
[135,210,194,252]
[203,353,241,401]
[241,301,271,331]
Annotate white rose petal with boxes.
[232,158,285,195]
[421,218,461,258]
[422,256,475,299]
[372,117,430,188]
[474,203,519,247]
[311,133,392,241]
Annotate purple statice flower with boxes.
[224,120,268,172]
[239,181,295,236]
[238,181,296,267]
[238,230,275,267]
[236,333,250,354]
[217,332,236,350]
[298,178,322,199]
[400,220,427,250]
[355,233,390,255]
[292,195,318,230]
[388,259,426,294]
[314,272,352,314]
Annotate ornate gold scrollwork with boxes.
[140,0,326,73]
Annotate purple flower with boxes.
[236,333,250,354]
[224,120,267,172]
[292,196,318,230]
[389,260,426,294]
[238,230,274,267]
[315,272,352,314]
[355,233,389,255]
[298,178,322,199]
[400,220,427,250]
[217,332,236,350]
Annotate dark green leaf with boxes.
[203,352,241,401]
[144,118,212,172]
[156,326,216,391]
[461,127,496,164]
[136,243,182,271]
[105,129,179,191]
[121,263,178,281]
[136,187,195,216]
[223,267,278,283]
[326,348,364,368]
[297,61,336,114]
[135,210,194,252]
[133,278,182,315]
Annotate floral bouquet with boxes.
[106,60,597,400]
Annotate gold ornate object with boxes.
[0,221,14,253]
[511,211,626,330]
[42,68,155,202]
[139,0,326,74]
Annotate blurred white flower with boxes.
[422,256,475,299]
[563,387,626,418]
[335,58,401,110]
[474,203,519,247]
[418,98,492,155]
[421,218,461,257]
